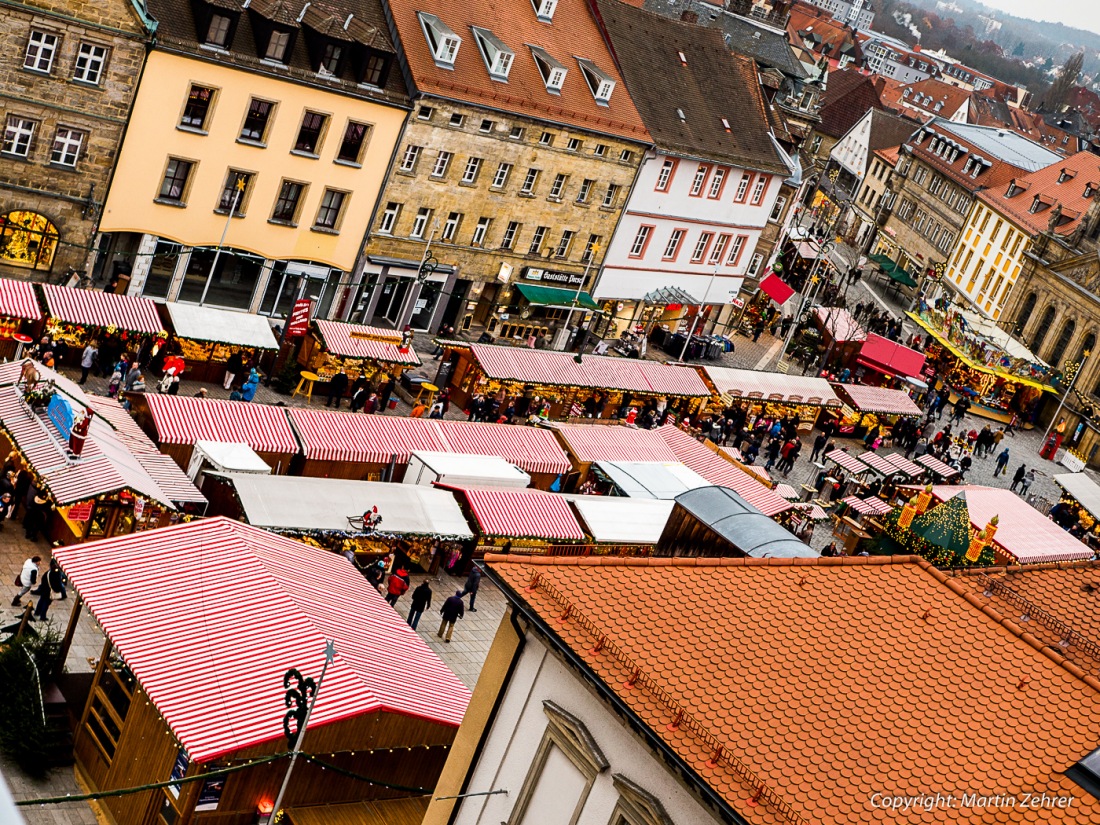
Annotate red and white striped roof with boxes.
[469,343,711,397]
[856,451,898,476]
[702,366,842,407]
[288,409,570,474]
[447,486,584,540]
[53,518,470,763]
[833,384,922,417]
[825,448,873,476]
[315,320,420,366]
[552,424,680,463]
[842,495,893,516]
[0,277,42,321]
[815,307,865,343]
[40,284,162,334]
[143,395,299,456]
[915,453,960,479]
[879,452,924,478]
[774,483,800,500]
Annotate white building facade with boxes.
[803,0,874,30]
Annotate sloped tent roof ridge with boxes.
[53,518,469,763]
[163,303,279,350]
[668,485,815,557]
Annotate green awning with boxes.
[869,254,917,288]
[514,283,599,311]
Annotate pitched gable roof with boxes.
[816,67,887,138]
[896,76,970,119]
[980,150,1100,237]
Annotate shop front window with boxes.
[410,279,443,330]
[179,248,262,309]
[141,240,181,299]
[259,261,338,320]
[0,211,58,271]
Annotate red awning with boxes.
[315,320,420,366]
[0,277,42,321]
[54,518,470,764]
[41,284,162,334]
[144,395,300,456]
[759,273,795,305]
[552,424,681,463]
[879,452,924,478]
[447,486,585,540]
[834,384,922,417]
[856,333,925,379]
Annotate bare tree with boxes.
[1041,51,1084,113]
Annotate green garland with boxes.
[880,509,995,569]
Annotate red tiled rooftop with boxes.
[978,150,1100,237]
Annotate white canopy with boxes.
[957,308,1047,367]
[213,472,474,539]
[405,451,531,489]
[593,461,709,499]
[165,303,280,350]
[191,440,272,475]
[566,496,675,544]
[1054,473,1100,520]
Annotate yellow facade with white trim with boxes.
[944,200,1027,320]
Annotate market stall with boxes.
[298,320,420,404]
[854,333,925,385]
[0,360,204,543]
[589,460,709,499]
[441,485,585,557]
[161,302,279,384]
[441,342,711,421]
[914,453,961,480]
[878,451,925,479]
[828,383,922,436]
[126,394,300,473]
[699,366,842,434]
[907,307,1053,423]
[1053,473,1100,524]
[813,307,865,365]
[0,277,43,360]
[566,495,674,549]
[287,408,570,488]
[40,283,166,369]
[201,472,474,573]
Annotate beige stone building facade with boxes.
[0,0,151,283]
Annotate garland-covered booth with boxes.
[161,303,279,384]
[40,284,166,369]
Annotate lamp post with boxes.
[1041,349,1091,457]
[773,236,835,369]
[677,264,719,364]
[397,221,439,331]
[200,176,246,306]
[561,242,599,352]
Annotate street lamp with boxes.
[561,241,599,352]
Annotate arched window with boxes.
[0,211,58,271]
[1031,305,1057,354]
[1014,292,1036,336]
[1048,319,1075,367]
[1078,333,1096,363]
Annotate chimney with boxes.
[681,9,698,23]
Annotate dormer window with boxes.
[577,58,615,105]
[471,27,513,81]
[419,13,461,68]
[205,13,233,48]
[1085,184,1096,199]
[530,46,566,93]
[1029,196,1042,214]
[357,49,391,88]
[1005,182,1017,198]
[318,42,342,75]
[265,30,291,63]
[1057,168,1076,184]
[531,0,557,23]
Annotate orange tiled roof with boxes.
[874,144,901,166]
[384,0,649,141]
[978,150,1100,237]
[896,77,970,119]
[487,554,1100,824]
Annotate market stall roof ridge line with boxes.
[141,394,301,456]
[701,365,842,407]
[314,319,421,366]
[856,333,926,379]
[53,518,471,764]
[825,448,873,476]
[439,484,586,541]
[162,302,280,350]
[832,383,922,417]
[0,276,44,321]
[39,283,163,334]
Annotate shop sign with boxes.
[47,394,74,442]
[730,298,745,308]
[498,262,513,282]
[67,501,94,522]
[134,497,146,520]
[195,777,225,812]
[286,299,313,338]
[524,267,584,286]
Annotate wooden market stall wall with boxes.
[297,320,420,404]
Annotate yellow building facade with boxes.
[99,49,408,316]
[944,200,1026,320]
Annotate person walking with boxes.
[994,448,1010,477]
[384,567,410,606]
[1019,468,1036,497]
[461,565,481,612]
[1010,464,1027,492]
[437,590,465,643]
[810,432,828,463]
[79,341,98,385]
[326,369,349,408]
[124,361,142,392]
[407,580,432,630]
[224,350,244,390]
[11,555,41,606]
[32,559,64,622]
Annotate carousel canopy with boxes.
[142,395,300,457]
[702,366,842,407]
[0,277,43,321]
[468,343,711,397]
[164,303,279,350]
[213,472,474,540]
[643,285,699,305]
[1053,473,1100,521]
[565,496,674,544]
[40,283,162,334]
[593,460,710,499]
[53,518,470,764]
[314,320,420,366]
[833,384,922,417]
[443,485,585,541]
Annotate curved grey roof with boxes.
[672,486,816,557]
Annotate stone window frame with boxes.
[507,701,609,825]
[607,774,675,825]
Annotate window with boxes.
[629,225,652,257]
[365,52,391,86]
[73,43,108,84]
[509,125,525,140]
[441,211,462,241]
[663,229,685,260]
[520,168,540,194]
[378,202,400,234]
[411,207,432,238]
[240,99,274,143]
[2,117,36,158]
[727,235,746,265]
[581,234,600,263]
[501,221,520,249]
[576,179,593,204]
[708,168,726,198]
[531,0,558,22]
[733,175,750,202]
[461,157,482,184]
[419,13,461,67]
[217,170,252,215]
[709,234,730,265]
[472,216,491,246]
[431,151,453,178]
[690,165,710,196]
[655,159,676,191]
[554,229,574,258]
[549,173,567,199]
[619,149,634,163]
[181,85,215,130]
[531,46,566,92]
[271,180,304,223]
[265,30,291,62]
[750,175,769,205]
[336,121,370,164]
[810,134,823,154]
[417,106,435,121]
[294,111,327,154]
[50,127,84,167]
[492,162,512,188]
[747,252,763,276]
[480,119,495,133]
[158,158,193,203]
[399,145,422,173]
[567,138,582,152]
[593,144,607,157]
[689,232,713,263]
[577,58,615,104]
[318,42,342,75]
[449,112,465,127]
[529,226,548,255]
[314,189,345,229]
[769,195,787,222]
[601,183,619,208]
[205,14,232,47]
[471,27,514,80]
[24,31,59,73]
[539,131,554,146]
